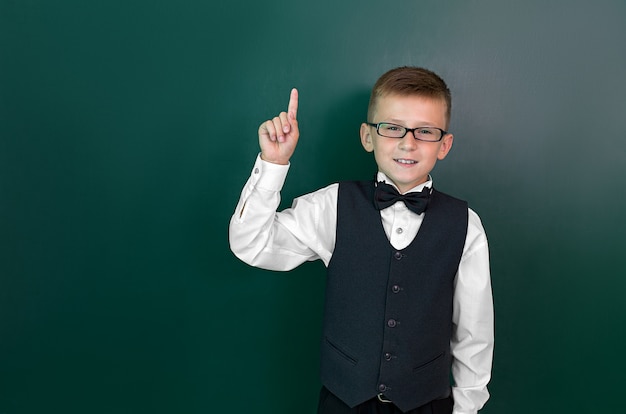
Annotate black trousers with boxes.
[317,387,453,414]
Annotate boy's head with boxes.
[361,66,454,193]
[367,66,452,128]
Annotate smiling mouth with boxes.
[395,158,417,165]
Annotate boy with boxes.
[229,67,494,414]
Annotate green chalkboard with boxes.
[1,1,625,413]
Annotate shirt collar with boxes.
[376,172,433,194]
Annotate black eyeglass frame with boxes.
[366,122,448,142]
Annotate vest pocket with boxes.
[324,337,358,366]
[412,351,445,373]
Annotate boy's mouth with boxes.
[395,158,417,165]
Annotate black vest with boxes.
[320,181,468,412]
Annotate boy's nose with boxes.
[398,132,418,150]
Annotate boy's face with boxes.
[360,94,453,194]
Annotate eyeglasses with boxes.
[367,122,447,142]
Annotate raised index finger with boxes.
[288,88,298,119]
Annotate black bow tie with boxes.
[374,182,432,215]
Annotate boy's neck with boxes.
[377,172,432,194]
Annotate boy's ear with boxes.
[360,123,374,152]
[437,133,454,160]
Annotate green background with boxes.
[2,0,625,412]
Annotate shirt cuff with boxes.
[250,153,290,192]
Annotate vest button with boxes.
[392,285,401,293]
[378,384,387,393]
[394,251,402,260]
[387,319,397,328]
[384,352,392,361]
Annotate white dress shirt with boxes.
[229,155,494,414]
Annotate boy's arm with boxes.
[450,210,495,414]
[229,89,336,270]
[229,155,336,270]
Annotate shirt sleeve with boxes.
[228,154,337,270]
[451,208,495,414]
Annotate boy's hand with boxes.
[258,88,299,165]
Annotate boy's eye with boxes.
[376,123,413,138]
[382,124,402,131]
[418,128,434,135]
